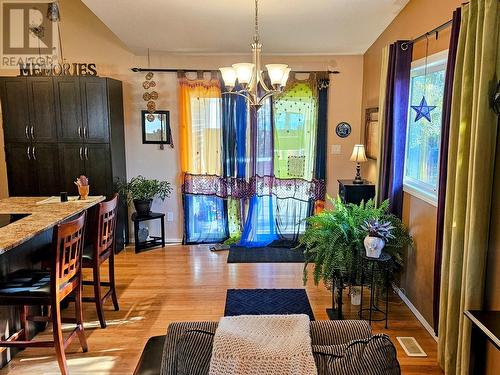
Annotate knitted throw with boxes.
[209,314,317,375]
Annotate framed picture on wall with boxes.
[141,110,172,145]
[364,107,379,160]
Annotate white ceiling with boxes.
[82,0,409,55]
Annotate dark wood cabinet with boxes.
[338,179,376,205]
[28,77,57,143]
[53,77,84,142]
[0,78,30,143]
[80,77,109,143]
[5,143,34,196]
[0,76,127,250]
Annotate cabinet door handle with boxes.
[83,127,87,139]
[78,126,82,138]
[84,147,88,160]
[25,126,29,140]
[26,146,31,160]
[79,147,83,160]
[32,146,36,160]
[30,126,34,140]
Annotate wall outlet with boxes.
[331,144,341,155]
[166,212,174,222]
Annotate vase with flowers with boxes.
[74,175,89,200]
[360,218,395,258]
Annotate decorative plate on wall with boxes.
[335,122,351,138]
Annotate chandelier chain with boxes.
[254,0,260,43]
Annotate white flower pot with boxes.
[364,236,385,258]
[350,286,361,306]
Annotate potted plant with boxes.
[300,196,412,292]
[117,175,172,216]
[360,219,395,258]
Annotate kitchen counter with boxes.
[0,196,105,255]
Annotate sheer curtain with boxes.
[272,76,319,242]
[179,75,228,243]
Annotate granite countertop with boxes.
[0,196,105,255]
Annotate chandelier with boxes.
[219,0,290,109]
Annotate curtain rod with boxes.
[130,67,340,74]
[401,8,464,51]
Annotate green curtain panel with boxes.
[438,1,499,374]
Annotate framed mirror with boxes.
[141,110,172,145]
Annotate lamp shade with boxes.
[280,67,291,87]
[232,63,255,84]
[265,64,288,85]
[350,144,367,162]
[219,67,237,88]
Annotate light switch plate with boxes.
[331,144,341,155]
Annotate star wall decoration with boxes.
[411,96,436,122]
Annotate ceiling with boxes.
[82,0,409,55]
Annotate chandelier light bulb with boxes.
[266,64,288,86]
[232,63,255,85]
[280,67,291,88]
[219,67,237,89]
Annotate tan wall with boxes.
[0,0,364,240]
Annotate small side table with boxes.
[131,212,165,253]
[359,252,392,328]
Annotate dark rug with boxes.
[224,288,315,320]
[227,246,305,263]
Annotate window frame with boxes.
[403,50,448,207]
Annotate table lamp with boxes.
[350,144,367,184]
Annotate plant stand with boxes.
[132,212,165,253]
[326,274,344,320]
[359,252,391,328]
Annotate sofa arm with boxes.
[133,335,166,375]
[310,320,372,345]
[161,322,218,375]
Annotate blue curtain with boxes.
[378,41,413,218]
[239,97,279,247]
[183,194,228,244]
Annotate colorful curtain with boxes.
[438,0,499,373]
[180,73,328,246]
[378,41,413,218]
[179,75,229,243]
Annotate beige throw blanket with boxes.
[209,314,317,375]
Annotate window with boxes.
[404,50,448,206]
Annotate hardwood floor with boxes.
[0,245,443,374]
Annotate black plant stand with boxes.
[132,212,165,253]
[359,252,391,328]
[326,274,344,320]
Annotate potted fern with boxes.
[117,175,172,216]
[300,196,412,292]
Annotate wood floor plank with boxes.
[0,245,443,374]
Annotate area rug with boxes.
[227,246,305,263]
[224,289,315,320]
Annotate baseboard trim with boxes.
[392,283,438,342]
[128,238,183,244]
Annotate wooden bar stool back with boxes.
[0,213,88,375]
[82,193,119,328]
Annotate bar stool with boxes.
[0,213,88,375]
[82,193,120,328]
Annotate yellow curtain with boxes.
[438,1,499,374]
[179,77,222,175]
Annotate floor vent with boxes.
[396,337,427,357]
